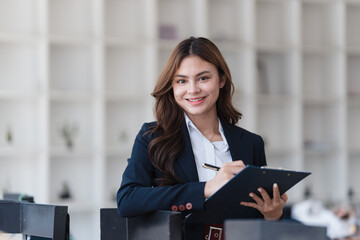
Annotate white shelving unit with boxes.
[1,0,360,239]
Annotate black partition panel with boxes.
[100,208,127,240]
[100,208,183,240]
[0,200,69,240]
[225,219,327,240]
[0,201,21,233]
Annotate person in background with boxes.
[117,36,287,240]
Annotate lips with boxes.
[187,97,206,102]
[186,96,206,105]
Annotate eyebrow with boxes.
[174,71,211,78]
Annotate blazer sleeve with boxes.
[117,123,206,218]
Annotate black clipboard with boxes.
[185,165,311,224]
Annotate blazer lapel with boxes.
[174,123,199,182]
[221,120,254,165]
[173,120,255,182]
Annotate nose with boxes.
[187,80,200,94]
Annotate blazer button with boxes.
[171,205,178,212]
[179,204,185,211]
[186,203,192,210]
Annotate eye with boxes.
[199,76,209,81]
[176,79,186,84]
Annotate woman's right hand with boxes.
[204,160,246,198]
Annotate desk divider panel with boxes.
[225,219,327,240]
[100,208,183,240]
[0,201,21,233]
[0,200,69,240]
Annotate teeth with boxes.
[188,97,204,102]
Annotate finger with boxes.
[240,201,260,211]
[257,187,271,204]
[226,160,245,169]
[249,192,264,207]
[281,193,288,203]
[222,161,245,175]
[230,167,242,175]
[272,183,281,204]
[231,161,246,174]
[235,160,246,168]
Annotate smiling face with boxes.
[172,55,225,121]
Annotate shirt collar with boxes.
[184,113,229,148]
[184,113,196,132]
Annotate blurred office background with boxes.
[0,0,360,239]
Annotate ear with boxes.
[220,75,226,88]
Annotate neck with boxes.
[187,112,219,136]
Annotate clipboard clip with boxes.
[261,166,283,170]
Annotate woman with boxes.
[117,37,287,240]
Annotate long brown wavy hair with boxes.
[149,37,242,186]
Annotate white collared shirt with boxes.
[184,114,233,182]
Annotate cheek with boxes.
[174,84,187,94]
[172,87,182,102]
[208,86,221,99]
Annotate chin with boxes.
[184,109,209,117]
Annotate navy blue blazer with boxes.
[117,119,267,218]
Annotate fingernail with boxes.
[257,188,262,192]
[249,193,254,197]
[274,183,278,188]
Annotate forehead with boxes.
[176,55,217,75]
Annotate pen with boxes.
[202,163,220,171]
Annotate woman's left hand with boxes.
[240,183,288,220]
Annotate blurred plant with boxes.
[112,189,117,202]
[118,130,128,143]
[6,125,12,144]
[304,186,312,199]
[257,58,269,94]
[59,182,71,199]
[61,122,78,150]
